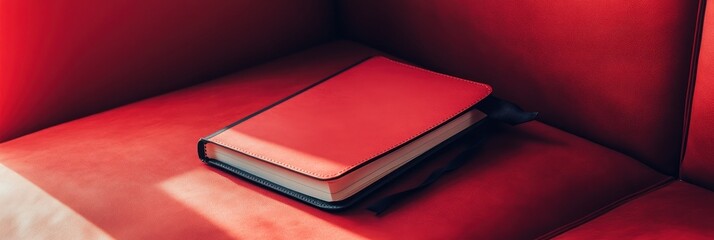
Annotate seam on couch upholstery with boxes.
[680,0,708,178]
[536,177,675,240]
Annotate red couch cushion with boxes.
[553,181,714,239]
[339,0,701,175]
[0,0,334,142]
[682,0,714,191]
[0,41,669,239]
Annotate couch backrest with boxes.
[0,0,334,142]
[683,0,714,190]
[339,0,701,175]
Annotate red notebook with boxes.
[198,56,492,210]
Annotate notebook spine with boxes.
[197,138,210,163]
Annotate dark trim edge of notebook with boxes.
[197,55,377,163]
[205,120,488,211]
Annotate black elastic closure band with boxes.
[367,96,537,215]
[475,96,539,125]
[366,130,491,215]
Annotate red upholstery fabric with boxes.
[0,41,668,239]
[338,0,700,175]
[554,181,714,239]
[682,0,714,191]
[0,0,334,142]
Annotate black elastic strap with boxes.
[475,96,539,125]
[366,128,492,214]
[367,96,537,215]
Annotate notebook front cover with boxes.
[207,57,491,180]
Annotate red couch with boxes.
[1,1,712,239]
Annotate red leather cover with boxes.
[202,56,491,180]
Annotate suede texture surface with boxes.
[339,0,701,175]
[0,0,335,142]
[0,42,668,239]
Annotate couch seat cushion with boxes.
[0,41,668,239]
[554,181,714,239]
